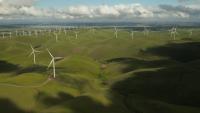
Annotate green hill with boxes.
[0,28,200,113]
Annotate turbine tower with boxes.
[131,31,135,40]
[22,30,25,36]
[2,33,5,39]
[15,30,18,36]
[90,27,95,33]
[9,32,12,39]
[74,31,78,39]
[143,27,149,37]
[35,30,38,37]
[29,31,32,36]
[54,33,58,42]
[64,29,67,35]
[47,49,63,78]
[49,29,51,35]
[29,44,41,64]
[189,29,193,37]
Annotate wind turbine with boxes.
[143,27,149,37]
[9,32,12,39]
[49,29,51,35]
[2,33,5,39]
[114,27,118,38]
[22,30,25,36]
[130,31,135,40]
[39,29,42,34]
[74,31,78,39]
[47,49,63,78]
[29,44,41,64]
[35,30,38,37]
[15,30,18,36]
[64,29,67,35]
[28,31,32,36]
[168,28,173,35]
[90,27,95,33]
[54,33,58,42]
[189,29,193,37]
[59,27,62,34]
[170,27,178,40]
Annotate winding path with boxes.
[0,78,51,88]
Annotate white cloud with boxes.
[96,5,120,17]
[0,0,37,6]
[177,0,200,3]
[62,4,154,19]
[0,1,199,21]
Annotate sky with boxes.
[36,0,179,8]
[0,0,200,22]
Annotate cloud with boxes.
[159,4,200,18]
[177,0,200,3]
[63,4,154,19]
[0,0,199,22]
[0,0,37,6]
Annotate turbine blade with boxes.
[47,49,54,58]
[29,52,34,57]
[30,44,34,50]
[48,59,53,68]
[54,57,64,60]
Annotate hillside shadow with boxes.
[0,60,20,73]
[36,92,75,107]
[110,42,200,112]
[111,64,200,113]
[106,58,176,73]
[144,42,200,63]
[65,95,129,113]
[33,44,42,49]
[16,65,47,75]
[0,98,33,113]
[37,91,131,113]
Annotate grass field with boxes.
[0,27,200,113]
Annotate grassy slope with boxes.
[0,28,200,113]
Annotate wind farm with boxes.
[0,25,200,113]
[0,0,200,113]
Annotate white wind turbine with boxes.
[29,44,41,64]
[49,29,51,35]
[169,27,173,38]
[114,27,118,38]
[28,31,32,36]
[74,31,78,39]
[168,28,173,35]
[169,27,175,37]
[189,29,193,37]
[35,30,38,37]
[90,27,95,33]
[9,32,12,39]
[47,49,63,78]
[130,31,135,40]
[15,30,18,36]
[39,29,42,34]
[22,30,25,36]
[54,33,58,42]
[64,29,67,35]
[64,29,69,39]
[2,32,5,39]
[143,27,149,36]
[170,27,178,40]
[59,27,62,34]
